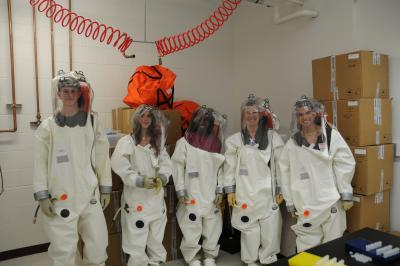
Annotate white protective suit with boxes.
[111,134,172,266]
[224,130,284,264]
[33,112,111,266]
[172,137,225,262]
[279,126,355,252]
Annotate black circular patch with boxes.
[272,204,278,210]
[241,216,249,223]
[189,213,197,221]
[60,209,70,218]
[331,207,337,213]
[303,222,312,228]
[136,220,144,228]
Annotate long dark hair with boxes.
[132,106,161,156]
[186,107,215,138]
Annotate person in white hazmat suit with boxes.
[33,70,112,266]
[111,105,172,266]
[279,96,355,252]
[224,94,284,266]
[171,106,227,266]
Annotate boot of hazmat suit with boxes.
[33,70,112,266]
[111,105,172,266]
[279,96,355,252]
[224,94,284,265]
[172,106,227,266]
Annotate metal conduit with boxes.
[30,6,41,127]
[0,0,17,133]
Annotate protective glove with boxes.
[100,193,111,210]
[155,175,168,186]
[275,193,284,205]
[154,176,167,194]
[143,176,156,189]
[227,192,238,207]
[155,179,162,194]
[214,193,224,209]
[39,198,56,218]
[342,200,354,211]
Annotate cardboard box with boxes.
[112,107,182,145]
[313,50,389,100]
[165,143,176,157]
[106,233,125,266]
[103,191,122,234]
[346,190,390,233]
[109,147,123,191]
[390,231,400,237]
[350,144,393,195]
[163,217,183,261]
[323,98,392,146]
[165,183,178,218]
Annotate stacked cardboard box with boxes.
[312,50,392,232]
[164,183,184,261]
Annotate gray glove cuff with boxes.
[99,185,112,194]
[159,174,169,185]
[286,204,296,213]
[34,190,50,201]
[215,186,224,195]
[224,185,236,194]
[340,193,353,201]
[136,175,145,188]
[176,189,187,198]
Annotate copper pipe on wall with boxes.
[50,14,55,78]
[68,0,72,71]
[30,6,41,127]
[0,0,17,133]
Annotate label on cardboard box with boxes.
[378,145,385,160]
[354,148,367,155]
[376,81,381,98]
[375,192,384,204]
[353,196,360,203]
[373,52,381,65]
[347,101,358,107]
[376,222,382,230]
[348,53,360,60]
[376,131,380,145]
[379,169,384,192]
[373,98,382,125]
[332,101,338,127]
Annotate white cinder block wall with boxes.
[0,0,234,252]
[1,0,399,253]
[232,0,400,231]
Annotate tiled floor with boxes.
[0,251,246,266]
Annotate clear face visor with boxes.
[261,98,280,130]
[184,106,227,153]
[131,105,168,153]
[290,97,328,152]
[52,70,93,113]
[51,70,93,127]
[240,94,270,150]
